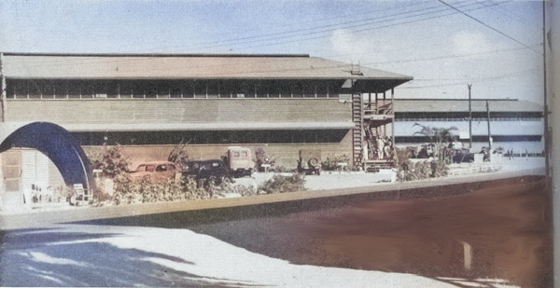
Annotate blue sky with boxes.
[0,0,545,104]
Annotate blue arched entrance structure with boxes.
[0,122,94,192]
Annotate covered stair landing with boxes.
[352,90,397,172]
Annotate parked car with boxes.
[452,150,475,163]
[128,161,179,182]
[224,146,253,177]
[182,159,231,185]
[452,149,487,163]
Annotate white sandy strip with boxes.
[31,224,459,288]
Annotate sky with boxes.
[0,0,546,104]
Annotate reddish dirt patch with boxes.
[281,177,552,287]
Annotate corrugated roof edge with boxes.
[1,52,311,58]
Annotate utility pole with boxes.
[542,1,550,181]
[468,84,472,150]
[1,52,6,122]
[486,100,492,170]
[486,100,491,151]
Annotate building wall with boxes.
[395,120,544,138]
[0,148,66,210]
[0,150,21,211]
[2,149,20,192]
[0,149,65,190]
[394,120,545,154]
[5,98,351,125]
[84,130,353,171]
[6,97,356,169]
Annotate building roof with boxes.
[394,99,543,113]
[1,53,412,84]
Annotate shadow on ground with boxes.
[0,229,256,287]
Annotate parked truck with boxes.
[225,146,253,177]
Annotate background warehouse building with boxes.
[394,98,545,155]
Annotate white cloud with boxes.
[330,29,360,58]
[452,31,494,56]
[329,29,386,64]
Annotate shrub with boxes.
[430,160,449,177]
[109,174,214,205]
[206,178,258,197]
[254,146,277,172]
[259,173,306,194]
[321,155,350,171]
[397,159,448,182]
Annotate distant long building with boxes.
[394,98,544,155]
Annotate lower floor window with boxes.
[73,129,349,145]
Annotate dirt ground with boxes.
[271,176,552,288]
[75,174,552,288]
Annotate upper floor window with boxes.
[6,79,342,99]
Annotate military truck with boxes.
[225,146,253,177]
[297,149,321,175]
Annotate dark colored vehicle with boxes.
[452,149,485,163]
[452,151,475,163]
[182,159,231,185]
[297,149,321,175]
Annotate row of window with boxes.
[6,79,347,99]
[73,129,349,146]
[396,117,542,122]
[395,135,543,143]
[7,93,342,99]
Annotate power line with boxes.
[437,0,541,55]
[401,66,541,89]
[143,1,495,53]
[205,1,500,53]
[361,45,538,66]
[172,2,431,50]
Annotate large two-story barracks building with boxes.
[0,53,412,170]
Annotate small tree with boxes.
[168,140,191,169]
[86,145,132,204]
[87,145,131,178]
[413,123,457,162]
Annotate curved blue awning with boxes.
[0,122,93,191]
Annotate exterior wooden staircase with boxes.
[352,93,363,168]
